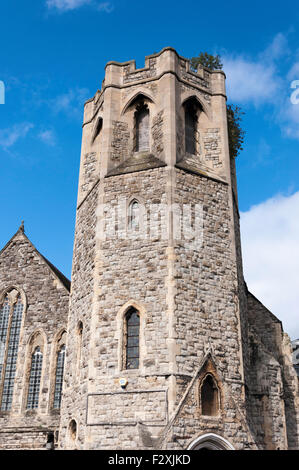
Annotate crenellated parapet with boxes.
[77,47,230,207]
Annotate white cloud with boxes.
[222,33,287,106]
[46,0,92,10]
[49,87,90,119]
[240,192,299,340]
[274,79,299,139]
[46,0,113,12]
[223,56,279,106]
[38,129,56,146]
[0,122,34,149]
[222,32,299,141]
[287,62,299,81]
[260,32,290,63]
[281,100,299,139]
[96,1,114,12]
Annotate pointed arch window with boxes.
[27,346,43,409]
[0,292,24,411]
[200,374,219,416]
[76,321,83,378]
[125,307,140,369]
[53,344,65,409]
[128,199,140,231]
[92,116,103,143]
[135,104,149,152]
[69,419,77,441]
[184,98,201,155]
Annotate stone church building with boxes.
[0,47,298,450]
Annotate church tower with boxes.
[58,47,298,450]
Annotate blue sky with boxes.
[1,0,299,338]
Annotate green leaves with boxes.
[190,52,245,158]
[190,52,223,72]
[226,104,245,159]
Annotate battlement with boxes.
[88,47,226,108]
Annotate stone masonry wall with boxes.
[247,293,299,449]
[81,151,97,194]
[151,110,164,160]
[0,231,69,450]
[111,121,130,164]
[169,169,252,449]
[174,170,241,381]
[58,183,98,449]
[60,167,176,449]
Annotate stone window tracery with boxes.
[26,346,43,409]
[184,102,198,154]
[135,103,149,152]
[0,290,24,411]
[125,307,140,370]
[183,97,203,156]
[53,344,65,409]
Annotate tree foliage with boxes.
[190,52,223,72]
[226,104,245,159]
[190,52,245,158]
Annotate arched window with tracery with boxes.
[184,98,201,155]
[135,103,149,152]
[200,374,219,416]
[125,307,140,369]
[0,290,24,411]
[53,344,65,409]
[27,346,43,409]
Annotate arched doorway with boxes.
[187,433,234,450]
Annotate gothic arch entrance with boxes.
[187,433,234,450]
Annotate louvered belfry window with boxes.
[53,344,65,409]
[0,293,24,411]
[135,105,149,152]
[27,346,43,409]
[125,308,140,369]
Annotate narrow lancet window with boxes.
[27,346,43,409]
[201,374,219,416]
[0,293,24,411]
[92,116,103,143]
[0,297,10,381]
[69,419,77,441]
[53,344,65,409]
[135,104,149,152]
[184,100,198,154]
[125,307,140,369]
[128,200,140,230]
[76,321,83,378]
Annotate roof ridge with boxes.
[0,227,71,292]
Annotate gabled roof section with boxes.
[0,224,71,292]
[246,289,282,326]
